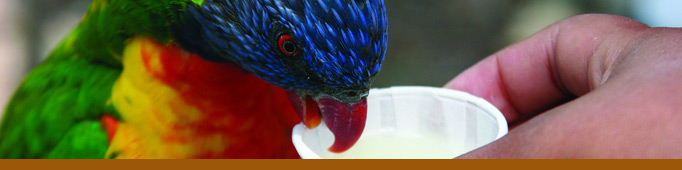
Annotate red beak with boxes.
[286,91,368,153]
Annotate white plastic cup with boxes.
[292,86,508,159]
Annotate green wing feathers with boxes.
[0,0,198,158]
[0,59,120,158]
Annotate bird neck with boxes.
[107,37,299,158]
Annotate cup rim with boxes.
[292,86,508,159]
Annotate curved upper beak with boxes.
[286,90,368,153]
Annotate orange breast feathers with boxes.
[107,37,300,158]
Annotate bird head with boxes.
[173,0,388,152]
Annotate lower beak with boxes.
[286,91,368,153]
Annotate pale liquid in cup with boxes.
[329,131,464,159]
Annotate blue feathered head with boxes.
[175,0,388,102]
[173,0,388,152]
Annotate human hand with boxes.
[446,14,682,158]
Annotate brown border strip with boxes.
[0,159,676,170]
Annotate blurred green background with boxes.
[0,0,680,116]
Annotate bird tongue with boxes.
[286,91,367,153]
[286,92,322,128]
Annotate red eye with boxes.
[278,35,299,56]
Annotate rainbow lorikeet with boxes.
[0,0,387,158]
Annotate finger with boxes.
[459,53,682,158]
[454,14,679,158]
[444,14,649,125]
